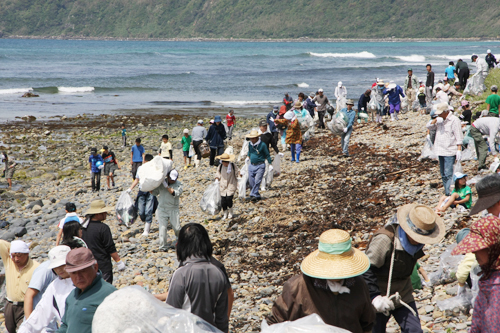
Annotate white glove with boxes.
[436,117,444,124]
[245,157,250,163]
[278,153,284,157]
[426,134,431,141]
[98,165,104,170]
[270,117,274,122]
[343,128,348,133]
[361,107,365,111]
[215,179,219,183]
[116,261,126,271]
[372,296,395,316]
[457,284,466,297]
[456,150,462,161]
[269,166,274,172]
[126,189,132,194]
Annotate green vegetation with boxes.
[468,68,500,113]
[1,0,500,39]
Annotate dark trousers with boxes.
[317,111,326,129]
[458,68,470,90]
[91,171,101,191]
[373,301,422,333]
[131,161,142,180]
[5,302,24,333]
[101,270,113,284]
[122,135,127,146]
[193,140,203,160]
[272,132,279,148]
[221,195,234,210]
[209,147,224,166]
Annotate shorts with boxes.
[419,102,427,108]
[183,150,189,157]
[451,196,468,209]
[104,163,117,176]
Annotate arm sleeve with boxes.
[215,166,221,180]
[359,278,376,332]
[205,127,213,141]
[263,145,272,164]
[165,271,186,309]
[489,123,498,153]
[214,286,229,333]
[0,240,10,264]
[453,119,464,146]
[267,279,299,324]
[365,234,392,268]
[56,299,69,333]
[347,113,355,129]
[20,283,56,333]
[456,253,478,284]
[102,226,117,254]
[362,267,381,299]
[271,136,279,154]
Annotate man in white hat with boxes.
[0,240,40,332]
[334,81,347,112]
[152,169,183,250]
[363,204,445,333]
[426,103,463,196]
[312,89,329,130]
[486,49,498,69]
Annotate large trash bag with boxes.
[200,181,221,215]
[297,113,314,133]
[461,144,477,161]
[400,97,408,110]
[238,159,250,199]
[326,104,334,116]
[428,244,464,286]
[93,286,222,333]
[418,137,437,161]
[238,141,249,162]
[261,314,351,333]
[453,162,463,174]
[412,100,420,111]
[464,72,487,96]
[137,156,173,192]
[368,95,378,112]
[303,128,314,142]
[327,111,348,136]
[436,290,473,314]
[224,146,234,155]
[188,146,195,158]
[261,162,270,191]
[115,191,137,227]
[272,153,282,176]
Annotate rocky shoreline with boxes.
[0,110,490,332]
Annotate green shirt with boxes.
[486,93,500,115]
[248,141,272,165]
[181,135,192,151]
[410,262,421,290]
[452,185,473,209]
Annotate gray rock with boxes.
[12,227,27,237]
[26,200,44,209]
[32,205,42,213]
[0,230,16,241]
[11,218,29,227]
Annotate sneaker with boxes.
[184,165,188,170]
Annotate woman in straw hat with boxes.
[363,204,444,333]
[274,110,303,162]
[268,229,375,333]
[215,153,239,219]
[452,216,500,332]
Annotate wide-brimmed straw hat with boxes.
[84,199,114,216]
[216,153,235,162]
[294,101,302,109]
[377,80,385,86]
[397,204,445,244]
[246,130,261,139]
[301,229,370,279]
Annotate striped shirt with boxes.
[426,114,463,156]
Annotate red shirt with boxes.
[226,114,235,127]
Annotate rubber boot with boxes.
[194,158,200,168]
[296,152,300,163]
[142,223,151,237]
[291,145,296,162]
[395,113,399,120]
[228,208,233,219]
[222,210,228,220]
[390,113,395,121]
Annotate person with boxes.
[2,152,16,189]
[19,246,75,333]
[225,109,235,140]
[486,49,498,69]
[159,134,173,160]
[205,115,226,167]
[451,216,500,332]
[130,138,145,180]
[334,81,347,112]
[0,240,40,333]
[404,69,418,113]
[384,83,405,121]
[363,204,445,333]
[340,100,356,157]
[470,115,500,170]
[61,221,88,249]
[471,54,489,93]
[244,130,271,201]
[102,146,120,190]
[191,120,207,168]
[444,61,456,85]
[181,129,192,170]
[358,90,371,121]
[276,105,288,151]
[426,103,463,196]
[427,110,438,144]
[410,262,429,290]
[304,93,316,118]
[57,248,117,333]
[152,170,183,251]
[259,120,279,154]
[372,80,386,123]
[417,87,427,114]
[81,200,125,283]
[283,92,293,111]
[312,88,329,129]
[88,148,103,192]
[215,153,239,220]
[56,202,83,246]
[275,112,302,163]
[442,77,451,93]
[266,106,280,144]
[456,59,470,90]
[435,172,472,214]
[23,259,57,320]
[459,100,472,125]
[455,228,478,293]
[166,223,229,332]
[425,64,435,106]
[128,154,155,235]
[434,86,449,104]
[448,81,464,100]
[485,85,500,117]
[469,173,500,217]
[120,123,127,147]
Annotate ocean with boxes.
[0,39,499,121]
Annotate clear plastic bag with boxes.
[238,141,249,162]
[188,146,195,158]
[453,162,463,174]
[327,116,347,136]
[303,128,314,142]
[261,314,351,333]
[297,113,314,133]
[470,265,482,307]
[467,175,484,185]
[412,100,420,111]
[461,144,477,161]
[489,157,500,172]
[137,156,173,192]
[464,72,487,96]
[272,154,282,176]
[93,286,222,333]
[238,159,250,199]
[224,146,234,155]
[115,191,137,227]
[200,182,221,215]
[418,137,437,161]
[436,290,473,314]
[368,95,378,111]
[401,97,408,110]
[429,244,464,286]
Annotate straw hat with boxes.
[216,153,235,162]
[346,99,354,106]
[397,204,445,244]
[377,80,385,86]
[246,130,261,139]
[84,199,114,215]
[301,229,370,279]
[294,101,302,109]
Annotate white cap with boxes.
[338,81,342,87]
[435,103,449,115]
[284,111,295,120]
[318,88,323,92]
[487,49,492,53]
[197,119,204,124]
[169,170,178,181]
[10,240,30,255]
[48,245,71,269]
[183,129,189,134]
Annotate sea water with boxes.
[0,39,498,121]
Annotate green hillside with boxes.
[1,0,500,39]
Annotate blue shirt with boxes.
[266,111,279,133]
[121,128,126,136]
[131,144,145,162]
[340,108,356,130]
[445,66,456,79]
[88,154,103,173]
[28,260,57,309]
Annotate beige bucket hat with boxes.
[84,199,114,216]
[246,130,261,139]
[216,153,235,162]
[397,204,445,244]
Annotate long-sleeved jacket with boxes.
[426,71,435,88]
[486,54,498,69]
[19,277,75,333]
[335,86,347,100]
[275,119,302,144]
[456,60,469,74]
[456,252,478,285]
[475,58,489,74]
[215,162,239,196]
[247,140,272,164]
[404,75,419,91]
[261,132,279,154]
[57,274,116,333]
[205,124,226,148]
[371,86,385,105]
[358,93,370,112]
[166,257,229,333]
[304,97,316,117]
[470,270,500,333]
[472,117,500,153]
[384,85,405,105]
[266,111,278,133]
[340,108,356,130]
[152,180,183,210]
[268,274,375,333]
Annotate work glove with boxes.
[117,260,126,271]
[456,150,462,162]
[245,157,250,163]
[269,166,274,172]
[372,296,395,316]
[126,188,132,194]
[436,117,444,124]
[270,117,274,122]
[98,165,104,170]
[426,134,431,141]
[457,284,466,297]
[343,128,348,133]
[361,107,365,111]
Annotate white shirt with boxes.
[427,114,463,156]
[436,90,449,104]
[476,58,489,74]
[334,86,347,99]
[473,117,500,154]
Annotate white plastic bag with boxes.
[461,144,477,161]
[368,95,378,111]
[297,113,314,133]
[436,291,473,313]
[261,314,350,333]
[200,182,221,215]
[238,159,250,199]
[92,286,222,333]
[489,157,500,172]
[272,154,282,176]
[261,162,269,191]
[453,162,463,174]
[137,156,173,192]
[238,141,249,162]
[412,100,420,111]
[224,146,234,155]
[401,97,408,110]
[327,112,347,136]
[188,146,195,158]
[303,128,314,142]
[418,137,437,161]
[115,191,137,227]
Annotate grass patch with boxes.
[467,68,500,113]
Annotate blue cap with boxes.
[453,172,467,182]
[456,228,470,244]
[214,115,222,122]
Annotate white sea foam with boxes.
[393,55,426,62]
[297,82,309,88]
[58,86,95,93]
[309,51,376,58]
[432,55,471,60]
[0,88,33,95]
